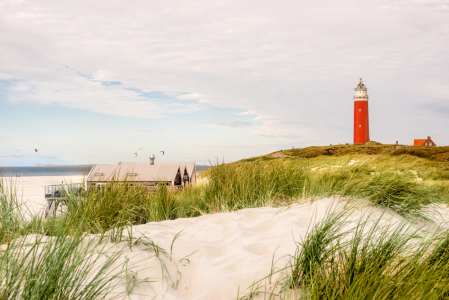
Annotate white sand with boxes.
[97,198,439,300]
[5,176,449,299]
[3,175,84,219]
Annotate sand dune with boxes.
[6,176,449,299]
[93,197,441,300]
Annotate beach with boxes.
[5,175,84,219]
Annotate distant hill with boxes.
[238,143,449,163]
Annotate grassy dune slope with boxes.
[211,143,449,181]
[238,143,449,162]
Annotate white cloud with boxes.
[207,121,253,128]
[0,0,448,145]
[236,110,257,116]
[176,93,203,100]
[176,93,210,103]
[7,73,164,118]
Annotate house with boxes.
[414,136,436,147]
[86,161,197,188]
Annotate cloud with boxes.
[236,110,257,116]
[0,136,13,140]
[101,81,122,86]
[167,102,206,114]
[191,143,273,149]
[176,93,203,100]
[136,130,166,133]
[0,0,448,145]
[6,72,164,118]
[208,121,253,128]
[176,93,209,103]
[0,155,23,158]
[424,100,449,116]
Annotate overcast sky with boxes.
[1,0,448,166]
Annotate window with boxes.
[359,109,361,112]
[359,125,361,127]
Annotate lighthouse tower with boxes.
[354,78,370,144]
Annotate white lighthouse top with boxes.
[354,78,368,100]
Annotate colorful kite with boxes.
[160,151,164,155]
[135,153,138,156]
[35,149,38,152]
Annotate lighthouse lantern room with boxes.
[354,78,370,144]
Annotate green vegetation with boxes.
[239,143,449,165]
[1,144,449,299]
[241,207,449,300]
[53,150,449,235]
[0,221,125,300]
[0,178,172,300]
[281,143,449,162]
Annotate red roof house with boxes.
[414,136,436,146]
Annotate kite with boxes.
[160,151,165,155]
[139,148,143,151]
[35,149,38,152]
[135,153,138,156]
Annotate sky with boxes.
[1,0,448,166]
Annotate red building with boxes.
[354,78,370,144]
[414,136,436,146]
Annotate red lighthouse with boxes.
[354,78,369,144]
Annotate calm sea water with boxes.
[0,165,211,177]
[0,166,94,177]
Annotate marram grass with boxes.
[241,207,449,300]
[1,154,449,299]
[0,178,173,300]
[54,156,449,234]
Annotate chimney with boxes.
[150,154,155,165]
[396,141,398,145]
[428,136,431,139]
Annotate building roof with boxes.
[87,163,181,182]
[87,162,197,182]
[118,162,196,179]
[414,139,427,146]
[414,137,436,146]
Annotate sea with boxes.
[0,165,211,177]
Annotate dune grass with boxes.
[2,153,449,299]
[4,155,447,236]
[0,178,169,300]
[0,222,125,300]
[50,154,449,234]
[241,206,449,300]
[268,143,449,163]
